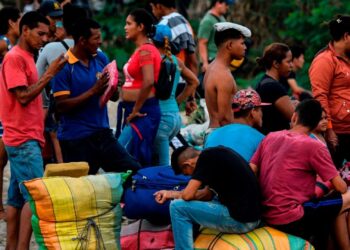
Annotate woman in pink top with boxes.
[117,9,162,166]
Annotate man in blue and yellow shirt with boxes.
[52,18,141,174]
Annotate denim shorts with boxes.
[5,140,43,208]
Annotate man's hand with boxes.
[326,128,338,150]
[46,53,67,77]
[92,72,109,96]
[154,190,173,204]
[185,100,197,116]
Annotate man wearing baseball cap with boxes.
[205,88,269,161]
[204,21,251,132]
[38,0,64,42]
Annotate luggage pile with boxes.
[23,165,315,249]
[121,166,314,250]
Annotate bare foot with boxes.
[0,209,6,221]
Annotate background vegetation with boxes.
[230,0,350,89]
[2,0,344,90]
[94,0,350,91]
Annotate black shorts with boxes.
[303,191,343,223]
[273,191,343,249]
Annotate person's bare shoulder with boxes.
[207,63,235,91]
[204,62,226,87]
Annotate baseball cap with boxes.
[153,24,180,54]
[232,89,271,112]
[153,24,172,43]
[214,22,251,38]
[39,0,63,17]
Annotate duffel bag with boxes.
[123,165,190,224]
[22,173,129,250]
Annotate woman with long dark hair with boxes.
[117,9,162,166]
[255,43,295,134]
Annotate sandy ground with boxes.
[0,102,119,249]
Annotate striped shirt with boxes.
[159,12,196,54]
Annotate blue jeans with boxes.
[5,140,43,208]
[170,199,260,250]
[118,125,133,152]
[153,112,182,166]
[117,98,161,166]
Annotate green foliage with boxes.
[235,0,350,90]
[94,2,143,68]
[278,0,349,89]
[94,0,350,91]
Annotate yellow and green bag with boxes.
[22,173,127,250]
[194,227,314,250]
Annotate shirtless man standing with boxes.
[204,22,251,129]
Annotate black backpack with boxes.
[155,56,177,100]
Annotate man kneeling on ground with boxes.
[155,145,261,250]
[250,99,350,250]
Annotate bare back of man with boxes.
[204,60,236,128]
